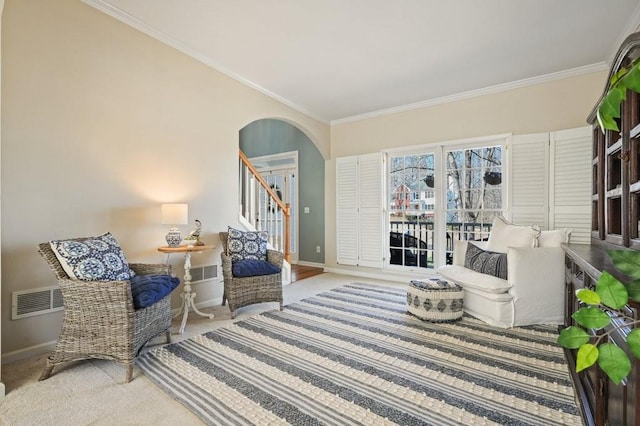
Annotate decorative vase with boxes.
[165,228,182,247]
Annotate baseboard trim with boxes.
[171,296,223,316]
[4,298,226,365]
[2,340,56,365]
[295,261,325,268]
[323,267,438,283]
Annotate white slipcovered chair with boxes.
[437,218,568,328]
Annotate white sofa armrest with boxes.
[507,246,565,326]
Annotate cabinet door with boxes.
[336,156,358,265]
[358,153,384,268]
[336,154,384,268]
[550,126,593,243]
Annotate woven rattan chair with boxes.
[219,232,283,318]
[38,242,174,383]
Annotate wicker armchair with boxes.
[38,242,174,383]
[219,232,283,318]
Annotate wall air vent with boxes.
[12,286,64,320]
[190,264,219,283]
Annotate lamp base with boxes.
[166,229,182,247]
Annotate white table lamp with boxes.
[161,203,188,247]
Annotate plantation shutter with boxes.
[357,153,384,268]
[336,153,384,267]
[336,156,358,265]
[510,133,549,228]
[550,126,592,244]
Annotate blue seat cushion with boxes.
[129,274,180,310]
[232,259,280,278]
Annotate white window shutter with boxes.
[510,133,549,228]
[357,153,384,268]
[336,156,358,265]
[550,126,592,244]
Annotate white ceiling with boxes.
[86,0,640,124]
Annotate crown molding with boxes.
[331,63,608,126]
[81,0,613,128]
[81,0,329,124]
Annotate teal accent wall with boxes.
[240,119,325,264]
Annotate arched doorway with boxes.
[239,119,325,265]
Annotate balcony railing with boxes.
[389,221,493,268]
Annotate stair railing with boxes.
[239,150,291,262]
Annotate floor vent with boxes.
[12,286,63,320]
[190,264,218,282]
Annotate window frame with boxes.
[385,134,510,271]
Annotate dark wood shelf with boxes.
[583,31,640,425]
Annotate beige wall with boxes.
[1,0,329,357]
[326,71,607,274]
[0,0,5,398]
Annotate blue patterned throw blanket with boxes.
[138,283,580,425]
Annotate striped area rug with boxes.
[138,283,581,425]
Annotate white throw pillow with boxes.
[538,228,572,247]
[485,216,540,253]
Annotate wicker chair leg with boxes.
[39,364,54,381]
[230,309,236,319]
[165,330,171,343]
[280,302,283,311]
[126,363,133,383]
[222,294,227,306]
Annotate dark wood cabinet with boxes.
[588,33,640,249]
[563,244,640,426]
[563,31,640,426]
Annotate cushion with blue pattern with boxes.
[129,274,180,310]
[227,227,268,262]
[232,258,280,278]
[50,232,135,281]
[464,242,508,280]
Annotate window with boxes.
[388,140,505,269]
[389,152,435,268]
[445,146,503,245]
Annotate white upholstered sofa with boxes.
[437,217,568,328]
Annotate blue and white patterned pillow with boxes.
[227,227,268,262]
[464,242,508,280]
[50,232,135,281]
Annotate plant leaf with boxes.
[627,279,640,302]
[576,343,599,372]
[576,288,601,305]
[598,343,631,385]
[557,326,590,349]
[603,87,625,118]
[596,271,629,309]
[597,108,620,132]
[623,64,640,92]
[628,329,640,360]
[572,307,611,329]
[611,67,628,86]
[609,249,640,279]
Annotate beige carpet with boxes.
[1,273,402,425]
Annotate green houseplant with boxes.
[596,58,640,132]
[558,249,640,384]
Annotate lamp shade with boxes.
[161,203,188,225]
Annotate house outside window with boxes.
[388,141,505,269]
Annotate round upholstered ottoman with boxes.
[407,278,463,322]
